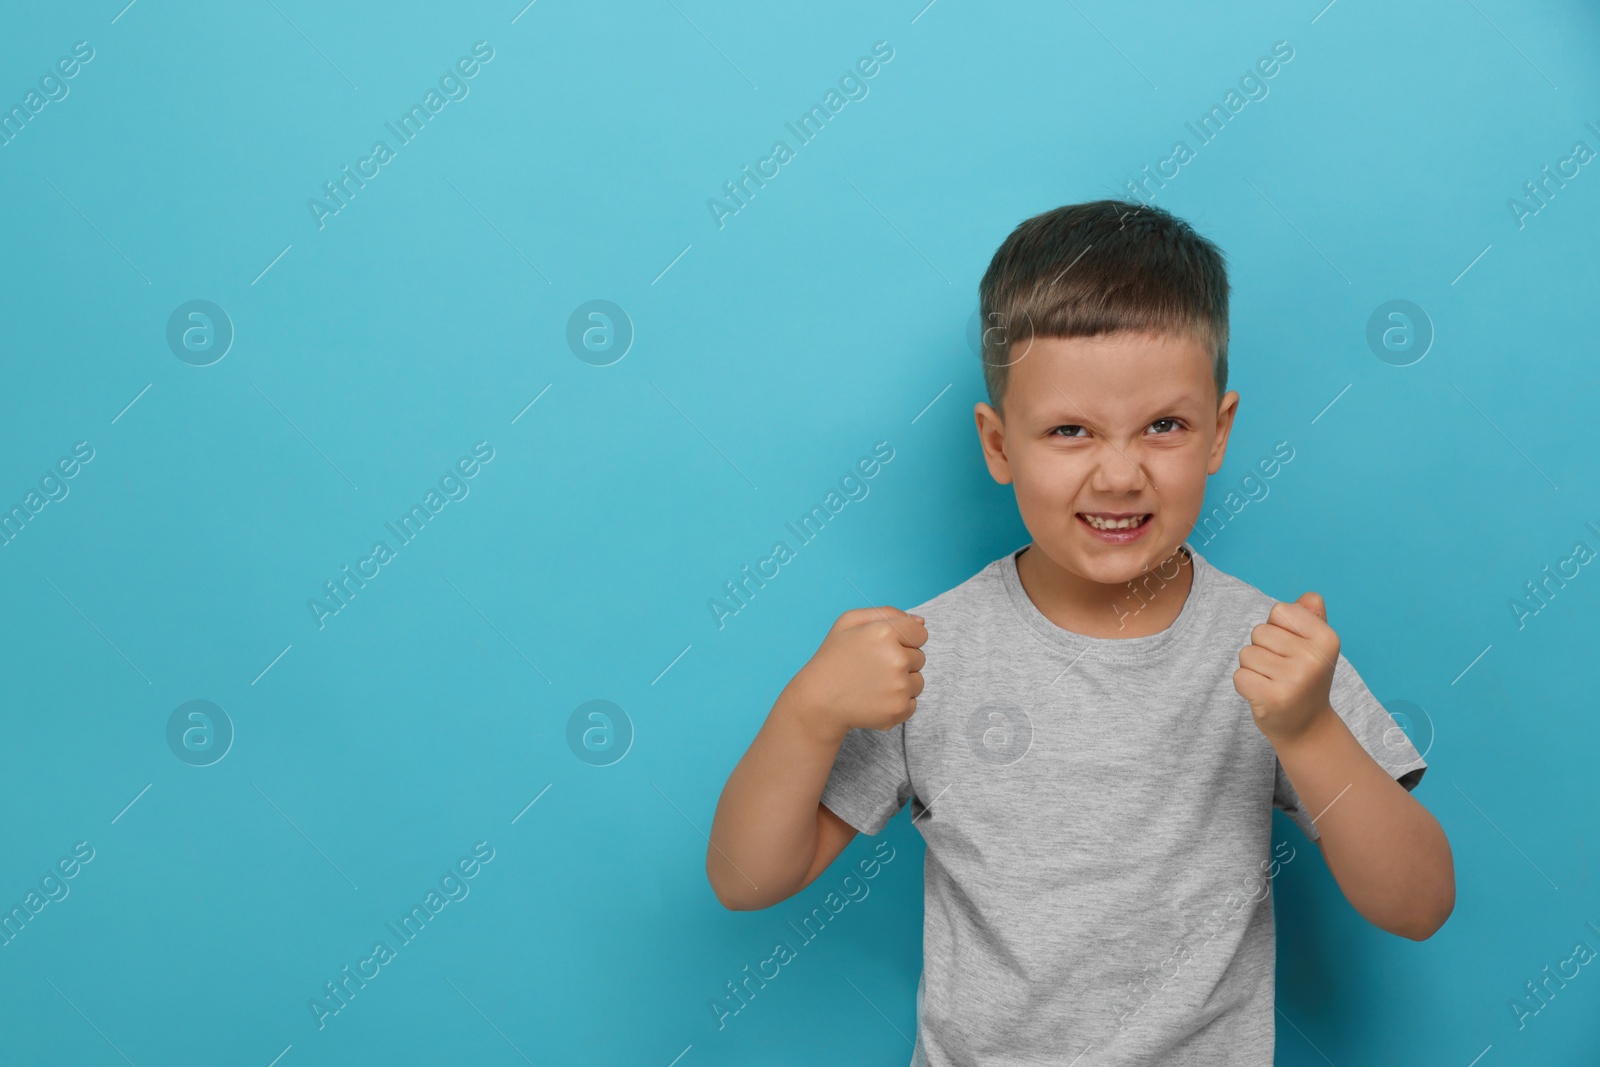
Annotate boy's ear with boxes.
[974,402,1014,485]
[1207,390,1241,475]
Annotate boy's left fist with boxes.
[1233,591,1339,746]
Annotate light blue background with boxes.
[1,0,1596,1064]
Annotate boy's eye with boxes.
[1049,420,1181,438]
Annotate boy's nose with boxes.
[1088,445,1150,492]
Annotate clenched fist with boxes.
[782,606,928,744]
[1233,591,1339,746]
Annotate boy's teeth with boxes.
[1083,514,1147,530]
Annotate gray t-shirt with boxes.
[820,541,1427,1066]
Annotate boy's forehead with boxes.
[1008,331,1214,415]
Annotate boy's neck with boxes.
[1015,543,1194,640]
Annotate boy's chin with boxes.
[1044,536,1183,585]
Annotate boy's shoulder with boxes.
[1173,547,1291,646]
[905,549,1014,624]
[1193,548,1280,619]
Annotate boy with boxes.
[706,200,1454,1064]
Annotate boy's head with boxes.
[973,200,1241,590]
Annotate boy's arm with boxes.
[705,688,858,911]
[706,607,926,911]
[1236,592,1455,941]
[1273,705,1453,939]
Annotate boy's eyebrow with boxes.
[1033,392,1207,425]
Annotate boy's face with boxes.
[974,329,1240,589]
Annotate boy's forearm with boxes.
[706,685,846,910]
[1272,706,1455,939]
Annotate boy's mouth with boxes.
[1077,511,1151,532]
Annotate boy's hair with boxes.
[976,199,1230,414]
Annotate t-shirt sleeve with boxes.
[1273,651,1428,842]
[819,721,914,836]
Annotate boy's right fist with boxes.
[783,606,928,742]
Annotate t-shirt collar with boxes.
[997,540,1211,662]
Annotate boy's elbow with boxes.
[705,853,773,912]
[710,884,746,911]
[706,856,745,910]
[708,873,757,911]
[1397,880,1455,941]
[1390,819,1456,941]
[1397,907,1449,941]
[711,881,779,912]
[709,872,801,912]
